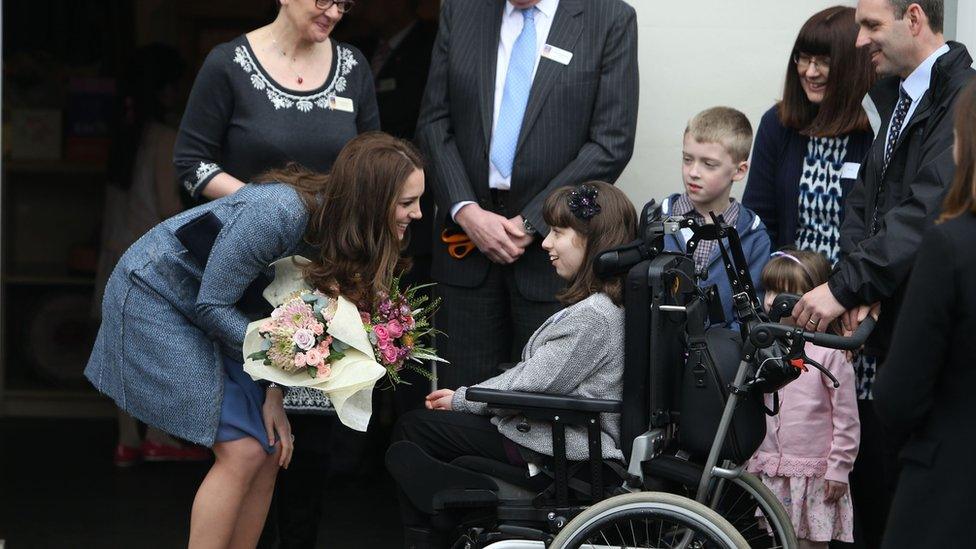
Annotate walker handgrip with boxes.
[806,316,876,350]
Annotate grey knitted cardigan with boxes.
[452,293,625,462]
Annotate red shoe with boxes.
[113,444,142,467]
[141,440,211,462]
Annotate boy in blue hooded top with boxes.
[658,106,771,328]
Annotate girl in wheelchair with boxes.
[750,250,860,548]
[388,182,637,548]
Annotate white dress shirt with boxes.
[885,43,950,150]
[452,0,560,220]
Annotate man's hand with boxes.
[455,204,525,264]
[509,215,535,249]
[842,302,881,336]
[824,480,848,503]
[793,283,848,333]
[425,388,455,411]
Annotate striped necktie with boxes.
[489,7,538,179]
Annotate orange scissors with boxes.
[441,228,476,259]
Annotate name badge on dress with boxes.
[541,44,573,66]
[377,78,397,93]
[840,162,861,179]
[329,96,355,113]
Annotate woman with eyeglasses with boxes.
[741,7,880,545]
[743,5,877,260]
[172,0,379,546]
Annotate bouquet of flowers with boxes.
[242,257,386,431]
[363,277,446,385]
[246,291,346,379]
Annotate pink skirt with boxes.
[758,475,854,543]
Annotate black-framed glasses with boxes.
[315,0,355,13]
[792,52,831,71]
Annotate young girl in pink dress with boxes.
[749,250,860,548]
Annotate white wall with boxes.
[618,0,856,206]
[956,0,976,52]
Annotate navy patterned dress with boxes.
[795,135,876,399]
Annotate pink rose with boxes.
[304,348,323,366]
[381,345,399,364]
[360,311,372,324]
[316,364,332,379]
[294,353,306,368]
[317,336,333,355]
[373,324,390,341]
[311,321,325,335]
[387,319,404,338]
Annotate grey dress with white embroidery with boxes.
[174,35,379,413]
[174,35,380,199]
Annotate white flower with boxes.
[335,77,347,93]
[296,100,313,113]
[250,74,265,90]
[293,329,316,351]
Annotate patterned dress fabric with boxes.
[793,135,878,398]
[795,136,849,264]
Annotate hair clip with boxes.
[567,185,601,220]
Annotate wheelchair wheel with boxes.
[549,492,749,548]
[706,471,796,549]
[644,460,796,549]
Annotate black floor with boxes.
[0,417,403,548]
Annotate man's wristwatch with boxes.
[522,217,537,236]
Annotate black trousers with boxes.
[434,264,561,389]
[391,409,521,528]
[258,414,365,549]
[836,399,898,549]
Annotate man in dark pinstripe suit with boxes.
[416,0,638,389]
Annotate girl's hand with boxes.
[263,387,294,469]
[425,389,455,411]
[824,480,848,502]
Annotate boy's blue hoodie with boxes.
[658,193,772,329]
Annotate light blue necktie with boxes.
[490,8,537,179]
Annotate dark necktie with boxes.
[871,86,912,234]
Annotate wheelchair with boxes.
[389,203,874,549]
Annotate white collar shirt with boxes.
[450,0,561,219]
[489,0,559,191]
[886,43,950,148]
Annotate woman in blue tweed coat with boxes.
[85,132,425,548]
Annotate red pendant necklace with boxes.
[272,32,305,85]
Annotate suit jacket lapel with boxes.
[479,0,505,148]
[514,0,584,155]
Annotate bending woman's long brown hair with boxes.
[262,132,424,308]
[940,80,976,222]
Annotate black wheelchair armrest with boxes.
[465,387,622,414]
